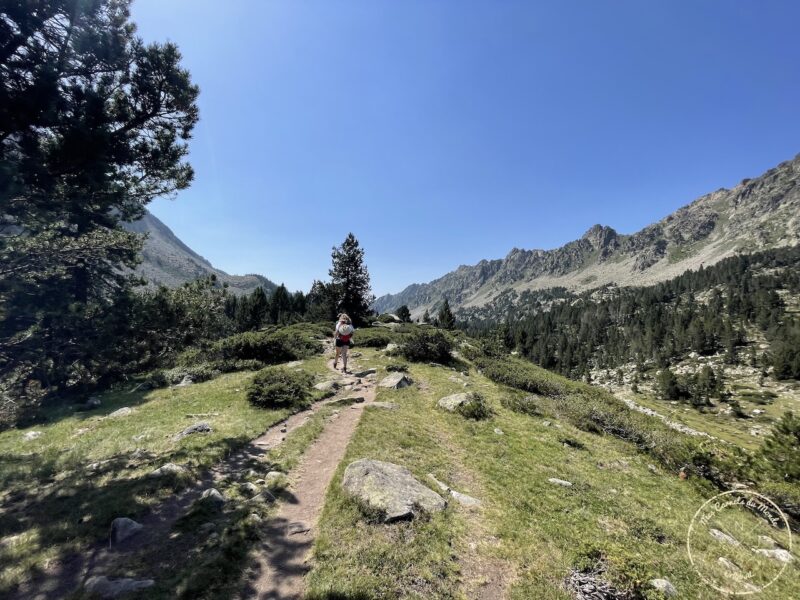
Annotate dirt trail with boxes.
[243,349,377,599]
[11,347,376,600]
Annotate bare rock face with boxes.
[378,373,412,389]
[84,576,154,598]
[342,459,446,522]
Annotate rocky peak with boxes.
[581,224,618,250]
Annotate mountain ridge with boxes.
[123,211,277,295]
[374,153,800,317]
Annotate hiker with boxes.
[333,313,355,373]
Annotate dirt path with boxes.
[10,348,377,600]
[242,351,377,600]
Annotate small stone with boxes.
[84,576,154,598]
[148,462,186,478]
[548,478,573,487]
[240,482,259,496]
[541,421,551,427]
[709,528,740,547]
[648,578,677,597]
[110,517,143,546]
[648,464,658,474]
[314,380,341,392]
[384,343,399,352]
[437,393,470,412]
[173,375,194,387]
[450,490,481,507]
[755,548,794,563]
[493,428,504,435]
[107,407,132,418]
[343,396,366,403]
[379,373,412,389]
[757,535,778,548]
[175,421,212,439]
[200,488,225,509]
[354,368,377,378]
[717,557,740,572]
[22,431,42,441]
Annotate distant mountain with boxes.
[123,211,277,295]
[375,153,800,318]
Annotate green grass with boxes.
[307,350,800,599]
[0,370,291,594]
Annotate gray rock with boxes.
[541,420,551,427]
[110,517,143,546]
[384,343,399,352]
[175,421,212,439]
[342,459,446,522]
[22,431,42,441]
[200,488,225,509]
[107,407,132,418]
[755,548,794,563]
[437,393,470,412]
[148,462,186,478]
[649,578,677,597]
[493,428,504,435]
[378,373,412,389]
[84,576,155,598]
[343,396,365,403]
[547,478,573,487]
[173,375,194,387]
[314,380,341,392]
[450,490,481,507]
[353,368,377,378]
[717,557,740,572]
[757,535,778,548]
[709,528,740,547]
[240,482,260,496]
[285,360,304,368]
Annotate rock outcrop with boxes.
[342,459,446,522]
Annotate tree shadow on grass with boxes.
[0,432,270,599]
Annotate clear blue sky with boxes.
[131,1,800,296]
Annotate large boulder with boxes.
[342,459,446,522]
[199,488,226,509]
[107,407,132,418]
[378,373,412,389]
[437,393,470,412]
[110,517,143,546]
[84,576,154,598]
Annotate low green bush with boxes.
[247,367,313,411]
[401,330,453,363]
[385,363,409,372]
[213,326,323,364]
[353,328,395,348]
[456,392,492,420]
[148,364,221,387]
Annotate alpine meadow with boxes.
[1,2,799,600]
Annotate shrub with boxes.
[457,392,492,420]
[401,330,453,363]
[148,364,220,388]
[354,328,395,348]
[213,327,323,364]
[247,367,313,411]
[761,411,800,483]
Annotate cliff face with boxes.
[375,154,800,317]
[123,211,276,295]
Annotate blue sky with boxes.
[131,1,800,296]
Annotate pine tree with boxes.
[269,285,292,324]
[329,234,374,324]
[422,309,431,324]
[437,299,456,330]
[396,305,412,323]
[761,411,800,482]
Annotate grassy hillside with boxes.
[307,345,799,599]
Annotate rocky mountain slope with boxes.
[375,153,800,317]
[123,211,276,295]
